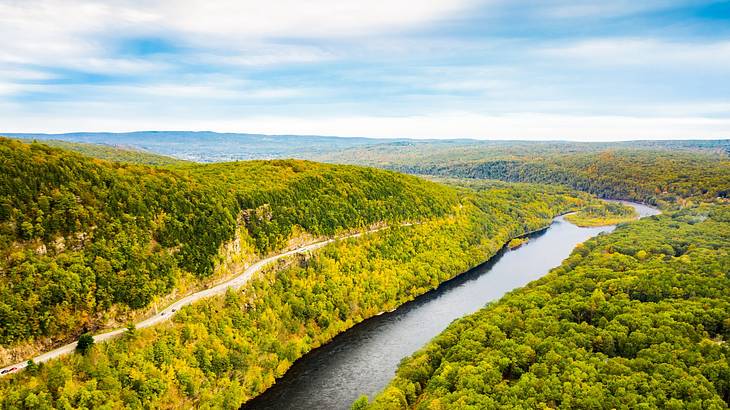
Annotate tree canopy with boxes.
[364,203,730,409]
[0,163,599,408]
[0,138,456,353]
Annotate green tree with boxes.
[25,359,38,375]
[76,333,94,355]
[352,395,369,410]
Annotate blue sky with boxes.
[1,0,729,140]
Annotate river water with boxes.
[243,202,660,410]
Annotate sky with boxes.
[1,0,729,140]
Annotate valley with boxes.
[243,203,658,410]
[3,2,728,408]
[0,137,726,409]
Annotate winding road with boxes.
[1,201,658,378]
[0,225,400,377]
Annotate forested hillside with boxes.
[12,133,729,163]
[5,137,724,410]
[0,138,456,357]
[413,150,730,206]
[17,136,730,206]
[315,144,730,206]
[0,166,600,407]
[175,160,458,253]
[362,203,730,409]
[313,139,730,168]
[29,140,187,166]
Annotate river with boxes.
[243,202,660,410]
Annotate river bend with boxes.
[243,202,659,410]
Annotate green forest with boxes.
[2,0,729,407]
[0,138,458,356]
[26,140,188,166]
[313,139,730,169]
[2,138,728,410]
[317,144,730,206]
[318,143,730,409]
[0,143,603,408]
[410,151,728,206]
[362,203,729,409]
[564,201,637,227]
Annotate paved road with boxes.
[0,226,396,377]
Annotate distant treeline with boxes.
[387,150,730,206]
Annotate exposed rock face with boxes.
[242,204,273,225]
[53,237,65,252]
[35,243,47,255]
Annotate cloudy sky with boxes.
[1,0,729,140]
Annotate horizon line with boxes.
[3,131,728,144]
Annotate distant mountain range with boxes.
[3,131,403,162]
[3,131,728,163]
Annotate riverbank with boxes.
[0,189,591,409]
[242,202,659,410]
[364,203,724,410]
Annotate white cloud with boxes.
[0,67,57,96]
[18,79,318,101]
[129,83,311,100]
[539,38,730,68]
[155,0,478,40]
[202,45,336,67]
[0,1,175,81]
[0,82,25,96]
[0,68,55,81]
[0,0,477,68]
[0,2,108,64]
[0,1,728,141]
[538,0,692,19]
[0,0,482,91]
